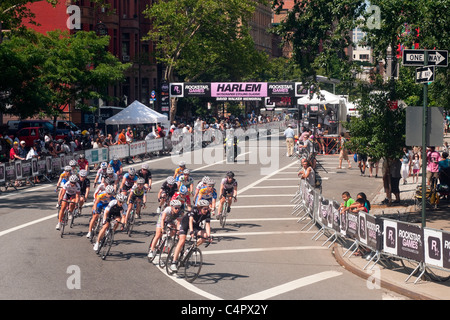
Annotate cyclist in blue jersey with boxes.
[120,167,138,196]
[109,155,123,176]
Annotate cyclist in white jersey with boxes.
[56,175,80,230]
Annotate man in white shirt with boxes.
[283,124,295,157]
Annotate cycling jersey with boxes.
[196,186,217,205]
[123,173,138,188]
[157,206,183,228]
[79,178,90,195]
[177,174,194,187]
[109,160,122,173]
[137,169,152,184]
[63,180,81,195]
[94,192,115,214]
[105,199,127,220]
[174,167,184,179]
[160,181,178,198]
[130,184,147,197]
[221,177,237,192]
[96,168,108,180]
[171,192,191,206]
[179,208,210,235]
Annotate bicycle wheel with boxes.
[127,210,135,237]
[166,243,182,275]
[69,209,76,229]
[183,247,203,283]
[100,229,114,260]
[147,235,161,263]
[60,209,69,238]
[220,202,228,228]
[158,237,172,268]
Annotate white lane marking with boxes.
[251,186,298,189]
[211,217,298,222]
[0,215,55,237]
[202,246,328,255]
[237,194,292,197]
[213,230,314,237]
[238,271,343,300]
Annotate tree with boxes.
[143,0,268,120]
[0,30,130,121]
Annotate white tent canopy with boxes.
[297,89,343,105]
[105,100,169,127]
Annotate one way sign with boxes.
[416,66,435,83]
[403,49,448,67]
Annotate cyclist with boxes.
[137,163,152,190]
[69,159,79,176]
[169,199,212,272]
[56,165,73,208]
[56,175,81,230]
[120,167,138,196]
[173,161,186,180]
[109,155,123,176]
[171,185,192,211]
[124,177,147,223]
[147,199,184,260]
[195,178,217,214]
[193,176,209,203]
[93,193,128,252]
[93,177,115,199]
[77,153,89,171]
[93,162,108,187]
[157,176,178,213]
[86,185,115,239]
[177,169,194,196]
[217,171,238,217]
[102,167,119,191]
[78,169,91,212]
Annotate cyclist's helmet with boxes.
[226,171,234,178]
[115,193,127,203]
[141,163,149,170]
[79,169,88,177]
[105,185,115,194]
[183,169,190,174]
[78,153,85,159]
[202,176,209,184]
[69,160,77,166]
[113,155,119,161]
[179,185,188,195]
[128,167,136,176]
[106,167,114,174]
[69,175,78,183]
[100,162,108,169]
[197,199,210,207]
[166,176,176,185]
[64,165,72,172]
[170,199,182,207]
[137,177,145,185]
[207,178,215,186]
[179,161,186,167]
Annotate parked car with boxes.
[16,127,46,147]
[17,120,69,138]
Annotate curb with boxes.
[331,243,436,300]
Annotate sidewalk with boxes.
[333,134,450,300]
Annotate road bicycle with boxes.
[157,226,179,268]
[147,225,176,264]
[59,199,77,238]
[89,209,105,244]
[166,234,212,283]
[96,219,123,260]
[125,199,144,237]
[218,195,235,228]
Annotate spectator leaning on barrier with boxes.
[118,129,127,145]
[10,141,25,161]
[426,146,441,186]
[298,158,315,186]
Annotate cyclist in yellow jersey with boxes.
[173,161,186,180]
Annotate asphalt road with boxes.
[0,131,406,303]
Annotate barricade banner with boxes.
[383,219,398,256]
[108,144,129,160]
[319,196,332,229]
[0,163,5,183]
[146,139,164,153]
[358,212,383,251]
[346,211,358,240]
[397,222,424,262]
[331,201,341,234]
[31,158,38,177]
[424,228,444,268]
[60,154,66,168]
[38,159,46,175]
[21,160,32,178]
[15,161,22,180]
[52,157,61,174]
[46,156,52,174]
[85,148,109,164]
[5,163,15,181]
[130,141,146,156]
[444,232,450,270]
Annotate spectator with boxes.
[18,141,28,159]
[26,142,41,184]
[10,141,25,161]
[77,154,89,171]
[339,191,355,213]
[297,158,315,186]
[411,153,421,184]
[104,134,115,146]
[126,126,134,144]
[283,123,295,157]
[117,129,127,145]
[401,147,411,184]
[438,152,450,186]
[426,146,440,187]
[337,132,352,169]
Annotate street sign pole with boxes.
[421,51,428,228]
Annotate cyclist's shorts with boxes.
[94,202,108,215]
[63,193,77,201]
